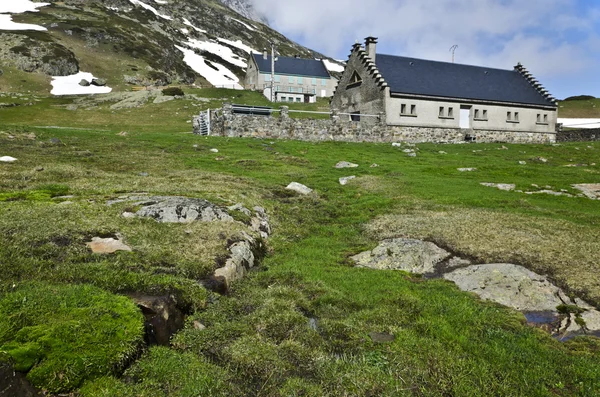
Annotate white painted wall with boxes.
[385,96,556,133]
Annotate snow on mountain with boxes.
[0,0,49,31]
[1,0,329,93]
[182,18,207,34]
[0,14,47,31]
[175,45,242,89]
[184,38,247,68]
[230,17,257,32]
[0,0,49,13]
[51,72,113,95]
[217,38,258,54]
[558,118,600,129]
[128,0,172,20]
[322,59,345,73]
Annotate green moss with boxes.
[0,282,144,393]
[80,347,236,397]
[557,304,587,316]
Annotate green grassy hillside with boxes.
[1,94,599,395]
[558,97,600,118]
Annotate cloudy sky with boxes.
[252,0,600,99]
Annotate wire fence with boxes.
[229,105,381,119]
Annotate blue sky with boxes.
[253,0,600,99]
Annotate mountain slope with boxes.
[219,0,268,25]
[0,0,341,94]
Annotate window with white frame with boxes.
[274,75,281,83]
[321,79,327,86]
[265,75,271,82]
[288,76,295,84]
[312,78,317,85]
[298,77,303,84]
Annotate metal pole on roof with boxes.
[450,45,458,63]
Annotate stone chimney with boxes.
[263,48,268,60]
[365,36,378,63]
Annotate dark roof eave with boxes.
[389,91,557,110]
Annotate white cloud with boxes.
[252,0,600,97]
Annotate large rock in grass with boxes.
[443,264,566,312]
[351,238,451,274]
[134,196,234,223]
[286,182,313,195]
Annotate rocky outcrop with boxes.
[335,161,359,169]
[443,264,566,312]
[351,238,452,274]
[286,182,313,195]
[86,236,132,254]
[109,195,271,291]
[353,237,600,340]
[111,195,234,223]
[212,231,264,291]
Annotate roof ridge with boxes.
[376,53,515,73]
[513,63,557,105]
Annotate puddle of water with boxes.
[524,311,558,325]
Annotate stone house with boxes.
[245,51,338,103]
[331,37,558,141]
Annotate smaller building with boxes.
[245,51,337,103]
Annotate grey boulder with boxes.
[351,238,451,274]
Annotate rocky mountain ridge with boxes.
[0,0,341,94]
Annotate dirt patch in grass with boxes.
[366,208,600,306]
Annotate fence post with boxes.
[279,106,289,120]
[331,108,340,123]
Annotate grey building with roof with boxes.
[245,51,338,103]
[331,37,558,141]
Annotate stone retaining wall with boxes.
[556,128,600,142]
[207,104,556,144]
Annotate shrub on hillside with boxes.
[162,87,184,96]
[563,95,596,101]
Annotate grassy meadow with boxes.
[1,90,600,396]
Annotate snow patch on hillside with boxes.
[0,0,49,13]
[183,18,207,33]
[322,59,345,73]
[128,0,172,20]
[0,14,46,31]
[185,38,247,68]
[51,72,113,95]
[558,118,600,129]
[217,37,257,54]
[230,17,257,31]
[176,45,242,90]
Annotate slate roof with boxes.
[252,54,330,78]
[375,54,556,107]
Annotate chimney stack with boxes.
[263,48,268,60]
[365,36,378,63]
